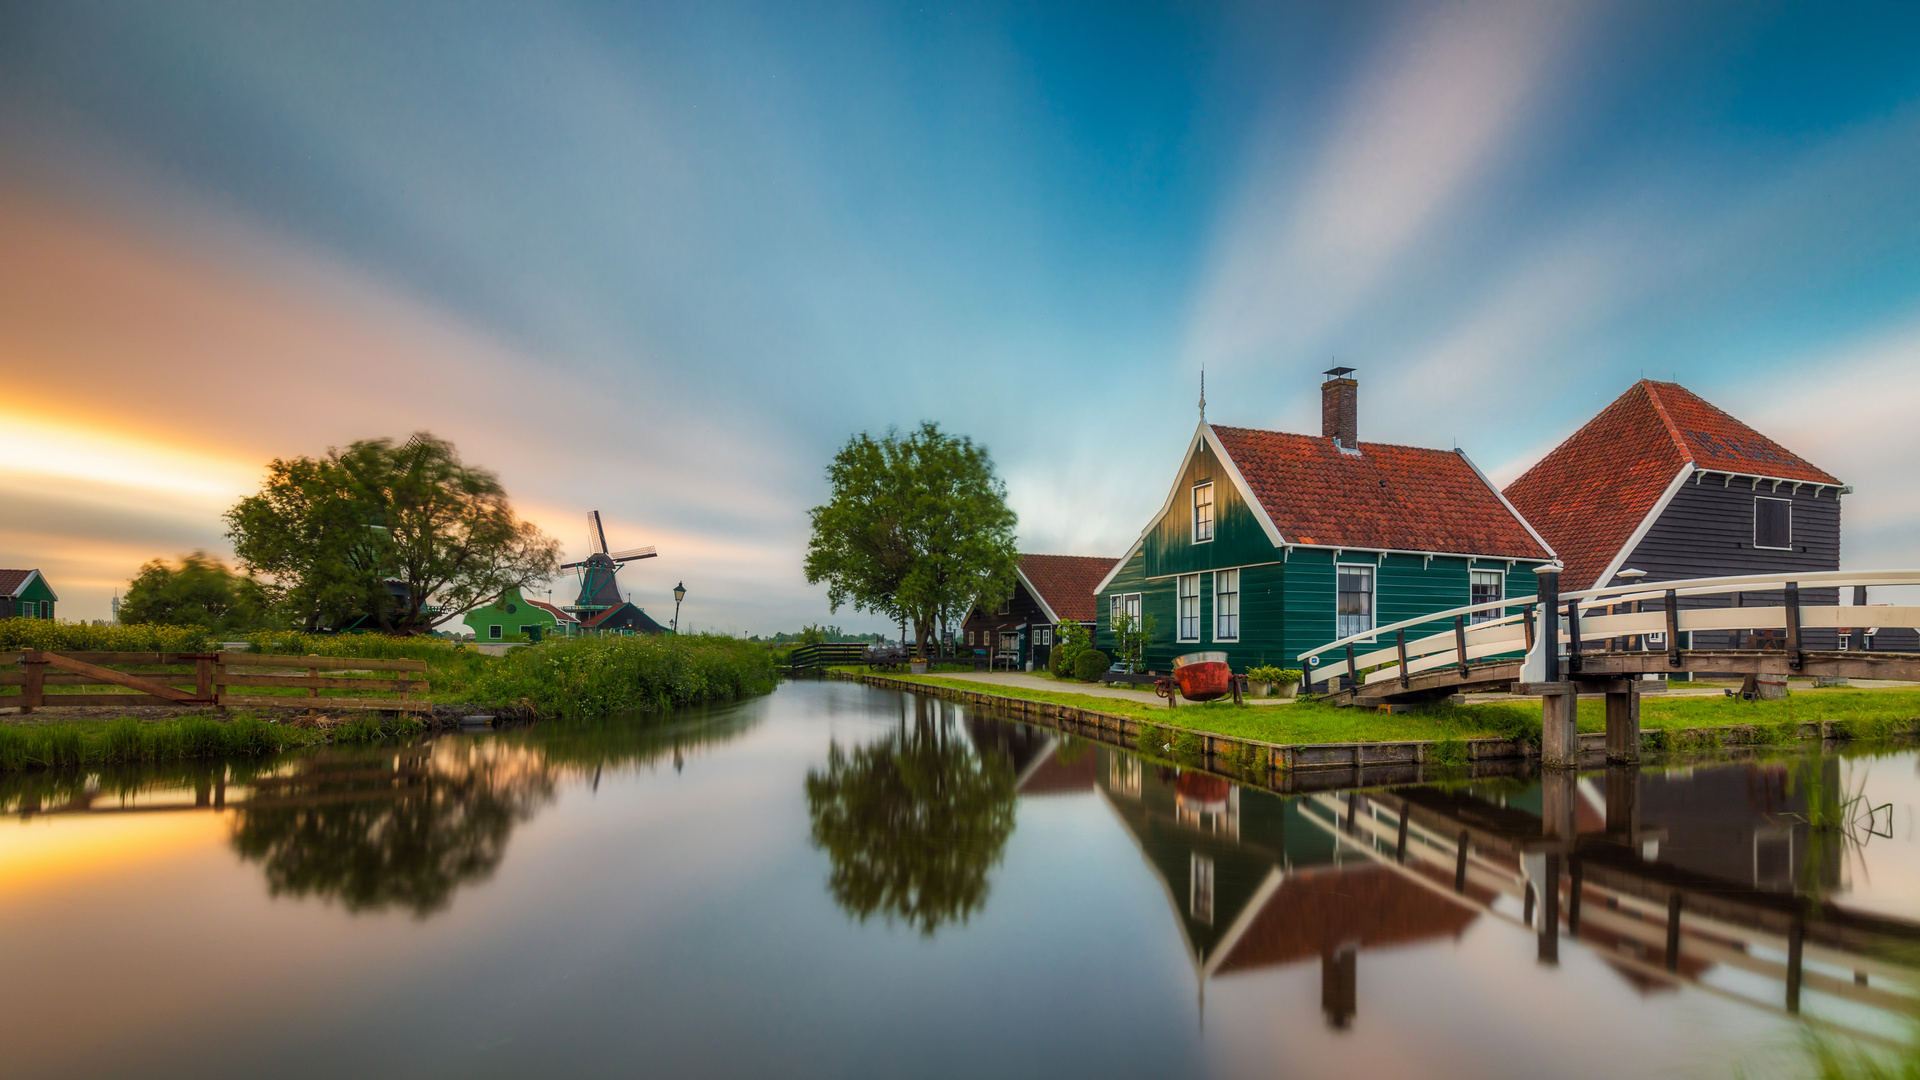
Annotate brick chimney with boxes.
[1322,367,1357,448]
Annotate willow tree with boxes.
[804,422,1018,658]
[225,433,559,634]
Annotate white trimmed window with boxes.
[1755,497,1792,550]
[1192,482,1214,543]
[1191,854,1215,925]
[1214,569,1240,641]
[1337,564,1375,640]
[1470,570,1504,625]
[489,624,502,639]
[1177,574,1201,641]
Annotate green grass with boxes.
[469,633,778,719]
[894,673,1542,744]
[885,673,1920,748]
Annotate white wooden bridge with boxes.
[1298,569,1920,766]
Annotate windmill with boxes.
[559,511,657,616]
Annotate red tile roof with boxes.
[1208,426,1550,560]
[1017,553,1117,623]
[1503,381,1842,589]
[0,570,32,597]
[524,598,578,625]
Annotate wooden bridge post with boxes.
[1540,686,1579,768]
[1604,679,1640,763]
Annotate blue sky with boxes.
[3,0,1919,632]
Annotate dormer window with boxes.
[1192,482,1214,543]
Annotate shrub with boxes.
[0,619,215,652]
[468,633,778,719]
[1049,622,1090,679]
[1072,649,1111,682]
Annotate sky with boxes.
[3,0,1920,635]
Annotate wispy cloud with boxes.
[1185,0,1578,371]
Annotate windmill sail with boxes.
[588,511,610,555]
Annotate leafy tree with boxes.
[119,551,274,633]
[225,433,560,634]
[805,423,1019,658]
[805,702,1017,936]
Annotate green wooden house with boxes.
[1094,370,1555,675]
[0,569,57,620]
[463,586,569,641]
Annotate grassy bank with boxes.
[0,712,427,772]
[878,672,1920,748]
[469,633,778,719]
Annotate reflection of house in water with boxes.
[1091,745,1478,1028]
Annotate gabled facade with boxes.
[465,586,568,641]
[1095,371,1554,674]
[0,569,58,621]
[1504,380,1867,650]
[962,553,1117,669]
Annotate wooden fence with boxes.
[0,651,430,714]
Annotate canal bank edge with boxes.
[825,669,1920,775]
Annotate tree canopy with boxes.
[119,551,273,633]
[225,433,559,634]
[804,422,1018,657]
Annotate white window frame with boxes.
[1192,482,1214,544]
[1336,563,1377,642]
[1176,574,1201,642]
[1754,496,1793,550]
[1213,568,1240,642]
[489,624,503,639]
[1469,569,1505,625]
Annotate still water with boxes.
[3,680,1918,1079]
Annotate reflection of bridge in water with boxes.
[972,713,1920,1047]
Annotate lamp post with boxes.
[671,582,686,634]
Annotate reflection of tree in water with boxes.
[227,709,763,918]
[806,701,1017,936]
[229,741,555,917]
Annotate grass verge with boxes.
[469,633,778,719]
[0,712,427,772]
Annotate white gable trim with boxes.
[1014,565,1062,625]
[1092,423,1289,596]
[1591,461,1696,588]
[1456,449,1558,561]
[4,569,54,602]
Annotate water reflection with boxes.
[0,708,759,917]
[807,696,1016,935]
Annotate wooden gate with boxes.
[2,651,430,714]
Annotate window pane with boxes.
[1178,575,1200,640]
[1193,484,1214,542]
[1337,565,1374,639]
[1470,570,1503,625]
[1214,569,1239,639]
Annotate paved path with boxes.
[925,670,1299,708]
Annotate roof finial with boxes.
[1199,365,1207,423]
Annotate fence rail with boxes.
[787,642,873,669]
[1,651,430,714]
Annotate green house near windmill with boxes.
[466,586,570,641]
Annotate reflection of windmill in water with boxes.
[557,511,669,635]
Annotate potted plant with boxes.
[1246,667,1305,698]
[910,656,929,675]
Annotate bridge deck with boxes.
[1326,650,1920,704]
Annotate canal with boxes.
[2,679,1916,1079]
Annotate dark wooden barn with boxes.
[1504,380,1911,651]
[960,553,1116,669]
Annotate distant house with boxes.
[465,586,569,641]
[1503,380,1876,650]
[461,585,666,640]
[1094,369,1554,674]
[0,569,57,621]
[961,553,1117,670]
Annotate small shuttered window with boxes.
[1755,497,1792,549]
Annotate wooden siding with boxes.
[1142,437,1276,578]
[1621,478,1843,649]
[1279,549,1540,664]
[962,579,1053,665]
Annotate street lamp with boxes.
[672,582,686,634]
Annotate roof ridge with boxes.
[1639,381,1694,465]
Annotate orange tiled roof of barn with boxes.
[1207,426,1549,560]
[1503,381,1843,590]
[1017,554,1117,623]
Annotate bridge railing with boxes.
[1298,569,1920,691]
